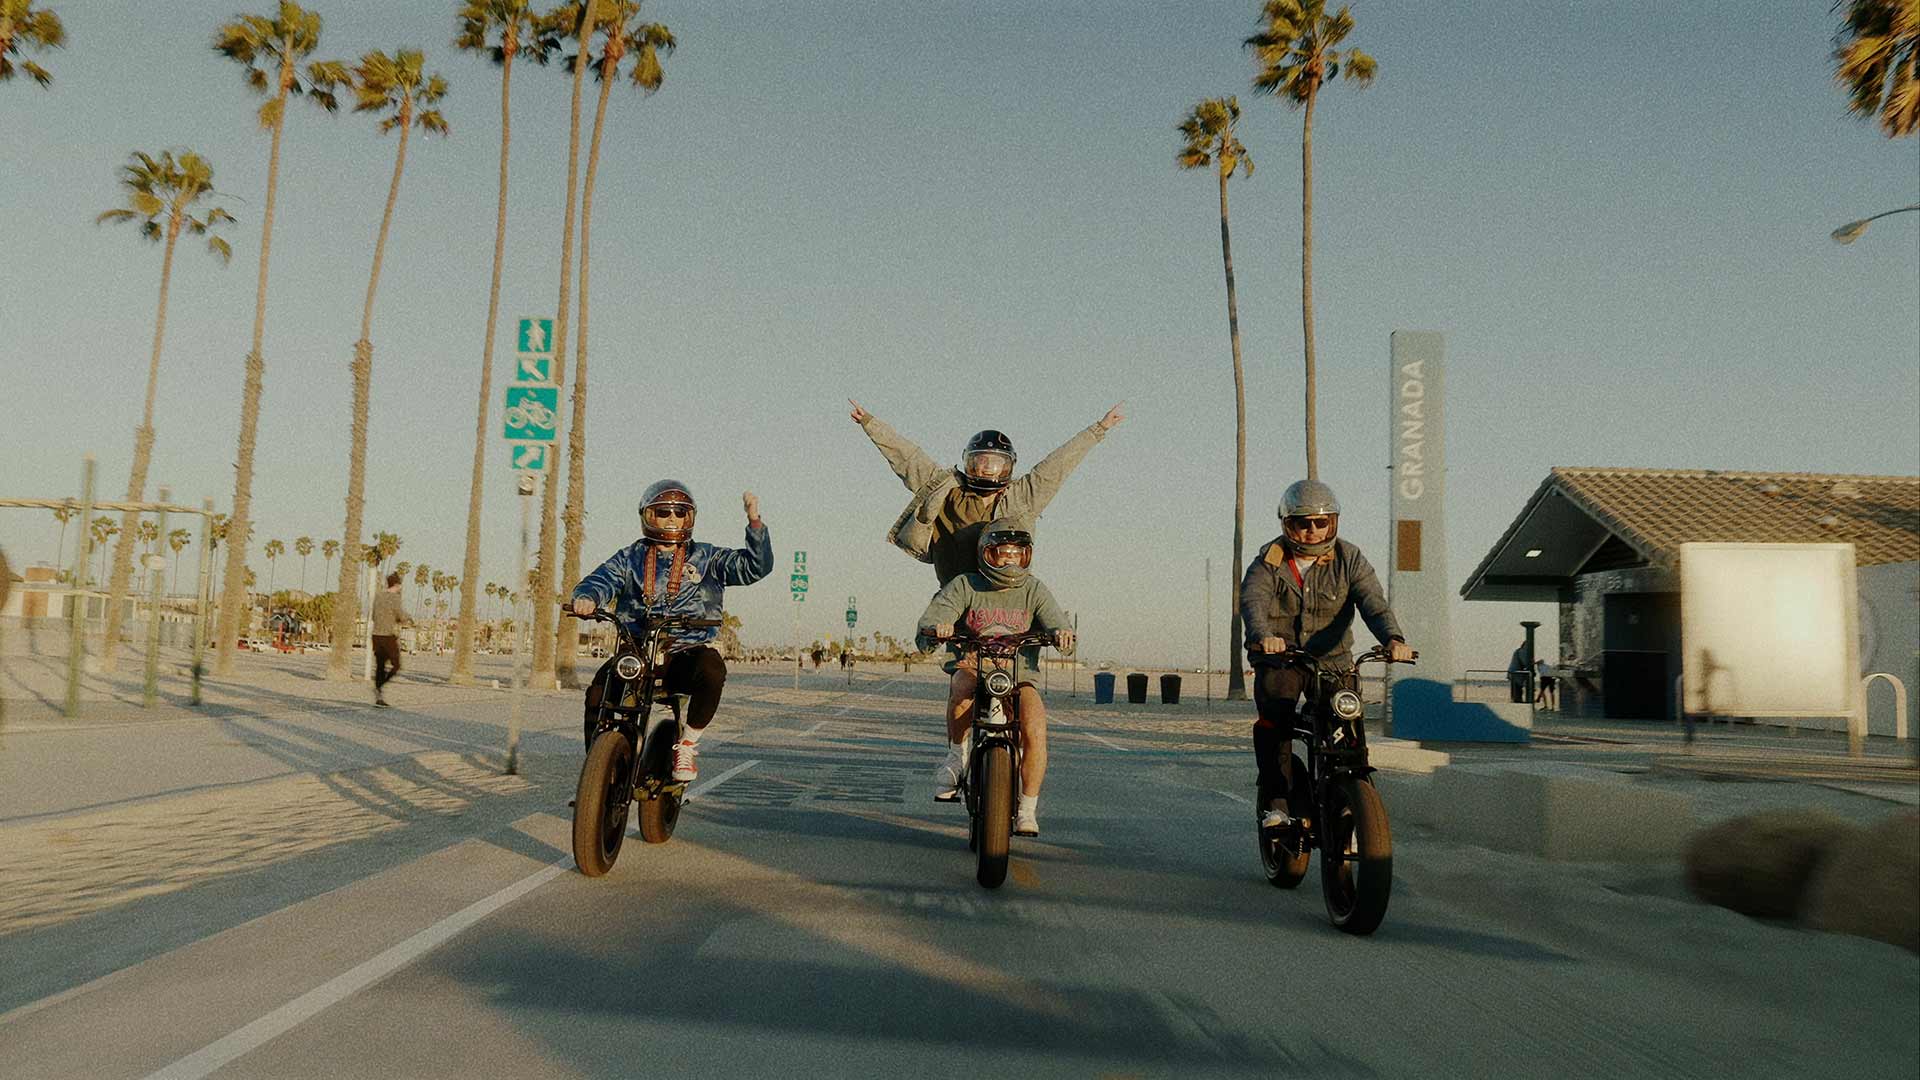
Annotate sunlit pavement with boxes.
[2,650,1916,1079]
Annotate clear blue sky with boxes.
[3,1,1916,671]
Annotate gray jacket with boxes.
[1240,538,1402,668]
[859,415,1108,564]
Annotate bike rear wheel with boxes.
[1320,776,1393,934]
[975,744,1014,889]
[573,731,634,877]
[1259,753,1312,889]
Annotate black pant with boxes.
[373,635,401,692]
[583,646,728,750]
[1251,664,1311,806]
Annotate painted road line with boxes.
[681,759,758,803]
[1083,732,1129,752]
[144,763,758,1080]
[1212,788,1250,805]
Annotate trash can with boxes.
[1159,673,1182,705]
[1126,672,1149,704]
[1092,671,1116,704]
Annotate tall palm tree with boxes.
[295,535,313,592]
[212,1,347,676]
[95,149,236,672]
[528,0,606,686]
[168,527,191,596]
[553,0,673,688]
[264,538,284,596]
[329,48,449,680]
[89,516,118,586]
[0,0,63,88]
[1834,0,1920,137]
[321,537,339,589]
[395,559,412,582]
[1246,0,1375,482]
[1179,96,1255,699]
[51,502,75,575]
[451,0,560,685]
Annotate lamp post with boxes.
[1830,204,1920,245]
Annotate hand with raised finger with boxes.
[743,491,761,524]
[849,399,870,424]
[1098,402,1126,431]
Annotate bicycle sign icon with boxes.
[503,385,558,442]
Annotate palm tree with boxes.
[395,559,412,582]
[167,527,191,596]
[321,537,339,589]
[1834,0,1920,137]
[1179,96,1254,700]
[451,0,560,685]
[95,149,237,672]
[528,0,605,686]
[553,0,673,688]
[0,0,64,88]
[89,516,118,587]
[295,535,313,592]
[1246,0,1375,482]
[329,49,449,680]
[50,502,75,574]
[264,538,284,596]
[208,513,230,601]
[212,1,348,676]
[414,561,431,592]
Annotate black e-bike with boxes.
[1257,645,1417,935]
[942,631,1059,890]
[566,607,722,877]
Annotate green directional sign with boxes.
[503,385,558,441]
[790,573,808,591]
[517,317,553,355]
[510,444,551,472]
[515,354,551,383]
[845,595,857,630]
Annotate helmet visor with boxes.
[1282,514,1336,542]
[963,450,1013,484]
[982,541,1032,569]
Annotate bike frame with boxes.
[953,633,1054,816]
[579,611,714,800]
[1270,648,1395,855]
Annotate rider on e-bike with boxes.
[1240,480,1414,828]
[569,481,772,781]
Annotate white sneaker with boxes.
[670,740,698,782]
[933,745,965,802]
[1014,807,1039,837]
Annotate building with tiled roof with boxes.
[1462,469,1918,731]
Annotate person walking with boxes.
[371,571,414,708]
[1534,656,1559,711]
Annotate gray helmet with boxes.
[976,517,1033,589]
[638,479,696,543]
[1278,479,1340,557]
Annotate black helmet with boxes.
[1278,479,1339,557]
[976,517,1033,589]
[638,479,696,543]
[960,430,1017,493]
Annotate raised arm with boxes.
[707,491,775,586]
[851,399,946,493]
[1009,402,1124,515]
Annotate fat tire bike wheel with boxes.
[1320,776,1393,935]
[573,730,634,877]
[975,744,1014,889]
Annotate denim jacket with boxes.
[572,524,773,651]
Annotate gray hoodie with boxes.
[914,574,1070,655]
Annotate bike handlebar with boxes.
[560,605,723,630]
[1256,645,1418,667]
[926,630,1061,655]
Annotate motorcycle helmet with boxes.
[960,430,1017,493]
[1278,479,1339,557]
[638,479,696,543]
[976,517,1033,589]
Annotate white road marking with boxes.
[682,759,758,803]
[1212,788,1250,805]
[143,762,759,1080]
[1083,732,1129,752]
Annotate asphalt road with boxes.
[3,660,1916,1079]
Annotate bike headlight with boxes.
[985,671,1015,697]
[615,654,644,681]
[1331,689,1364,720]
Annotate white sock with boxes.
[949,731,970,755]
[1018,794,1038,816]
[681,727,703,745]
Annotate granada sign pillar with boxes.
[1386,331,1456,728]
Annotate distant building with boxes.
[1462,468,1918,733]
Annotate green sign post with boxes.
[503,385,559,444]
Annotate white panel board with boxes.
[1680,543,1860,717]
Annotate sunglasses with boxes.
[1286,515,1334,530]
[650,506,691,519]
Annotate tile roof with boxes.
[1550,467,1920,568]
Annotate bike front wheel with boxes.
[1320,776,1393,934]
[974,745,1014,889]
[573,731,634,877]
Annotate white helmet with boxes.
[1278,479,1339,557]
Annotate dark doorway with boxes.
[1602,593,1680,719]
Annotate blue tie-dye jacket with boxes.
[571,524,773,651]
